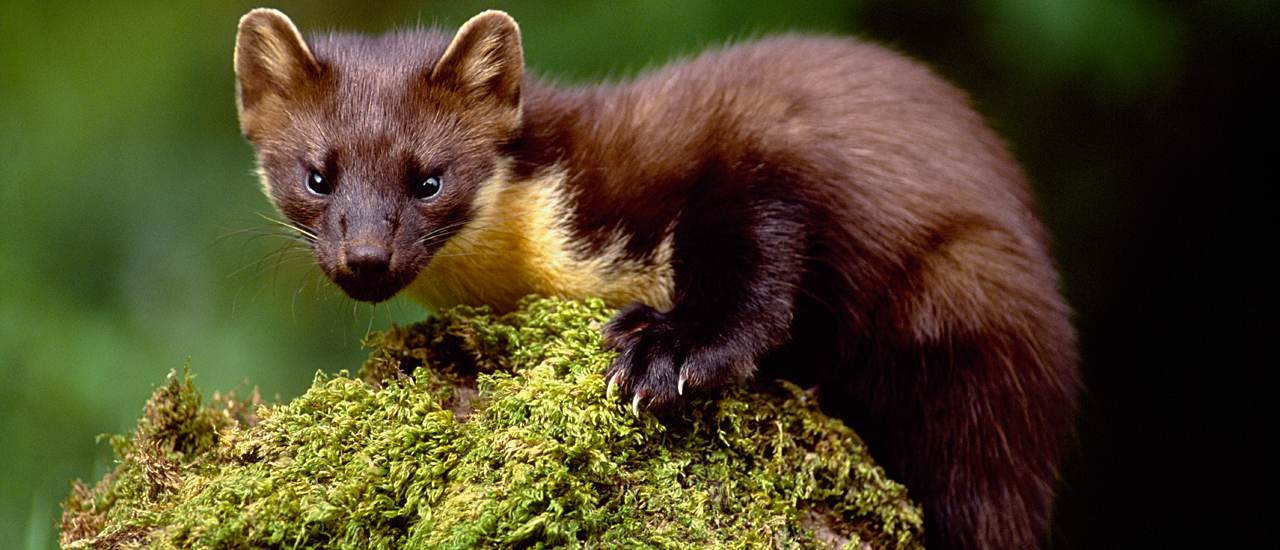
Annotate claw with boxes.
[631,394,642,416]
[606,372,619,399]
[677,376,686,396]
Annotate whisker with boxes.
[255,211,318,242]
[226,242,306,279]
[291,268,320,322]
[212,225,277,243]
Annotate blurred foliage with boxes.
[2,0,1253,548]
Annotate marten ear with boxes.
[234,9,320,116]
[431,10,523,109]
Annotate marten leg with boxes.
[833,236,1078,550]
[603,197,808,412]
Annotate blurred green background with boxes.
[1,1,1270,548]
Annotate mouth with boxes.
[317,240,421,303]
[318,241,435,303]
[331,270,414,303]
[336,281,402,303]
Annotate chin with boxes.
[333,278,407,304]
[340,287,400,304]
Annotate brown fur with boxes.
[235,10,1078,549]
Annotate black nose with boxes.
[346,244,391,275]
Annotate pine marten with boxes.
[234,9,1078,549]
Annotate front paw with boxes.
[602,303,754,415]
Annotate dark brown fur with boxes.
[236,10,1078,549]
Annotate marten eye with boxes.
[305,170,331,196]
[412,175,443,201]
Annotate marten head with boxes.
[234,9,523,302]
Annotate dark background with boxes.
[0,1,1270,547]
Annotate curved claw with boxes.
[677,375,686,396]
[631,394,642,416]
[606,372,619,400]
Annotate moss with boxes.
[61,296,922,549]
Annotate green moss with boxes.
[61,296,922,549]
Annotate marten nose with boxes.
[345,244,391,275]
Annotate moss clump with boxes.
[61,296,922,548]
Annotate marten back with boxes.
[516,36,1078,549]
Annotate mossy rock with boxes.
[61,296,922,548]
